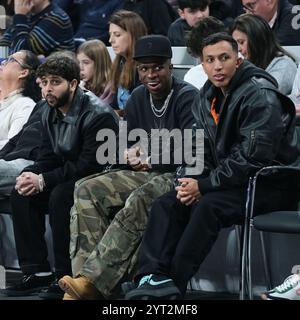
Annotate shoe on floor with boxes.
[63,292,77,300]
[261,273,300,300]
[58,275,103,300]
[121,281,138,295]
[0,273,54,297]
[39,280,65,300]
[125,274,181,300]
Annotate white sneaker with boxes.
[261,274,300,300]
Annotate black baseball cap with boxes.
[133,35,172,61]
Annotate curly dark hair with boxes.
[36,52,80,84]
[20,50,42,102]
[186,16,226,57]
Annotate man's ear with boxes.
[70,79,78,92]
[236,57,243,68]
[18,69,29,80]
[169,64,173,70]
[178,8,185,19]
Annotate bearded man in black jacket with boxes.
[0,53,118,299]
[126,33,299,300]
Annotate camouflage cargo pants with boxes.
[69,169,173,298]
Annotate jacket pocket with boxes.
[247,130,274,162]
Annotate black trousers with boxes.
[10,179,77,279]
[137,186,293,294]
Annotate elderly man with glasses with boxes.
[242,0,300,45]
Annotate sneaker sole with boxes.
[126,286,181,300]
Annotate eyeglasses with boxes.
[243,0,257,13]
[0,56,31,69]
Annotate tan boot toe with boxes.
[59,275,102,300]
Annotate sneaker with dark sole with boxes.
[0,273,54,297]
[121,281,138,295]
[125,274,181,300]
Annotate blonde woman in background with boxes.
[77,39,113,104]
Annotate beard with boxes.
[46,88,71,110]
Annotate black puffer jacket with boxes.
[183,61,299,194]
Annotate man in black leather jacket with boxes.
[1,54,118,299]
[125,33,299,300]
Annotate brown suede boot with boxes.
[58,275,103,300]
[63,292,77,300]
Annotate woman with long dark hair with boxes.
[231,13,297,94]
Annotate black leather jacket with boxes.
[24,88,119,189]
[182,61,299,194]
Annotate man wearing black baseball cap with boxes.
[57,34,199,300]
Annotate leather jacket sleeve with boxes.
[182,89,295,194]
[26,112,118,189]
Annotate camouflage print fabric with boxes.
[70,169,173,298]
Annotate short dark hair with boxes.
[178,0,210,10]
[36,52,80,83]
[200,32,238,59]
[186,16,226,57]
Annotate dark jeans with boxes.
[10,179,77,279]
[137,186,293,294]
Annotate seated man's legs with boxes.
[3,179,76,297]
[0,159,33,197]
[70,170,161,276]
[127,185,289,299]
[59,172,173,299]
[80,172,173,298]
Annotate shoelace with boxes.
[275,274,300,292]
[138,274,153,287]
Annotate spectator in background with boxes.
[0,50,41,150]
[242,0,300,46]
[77,39,112,104]
[108,10,147,115]
[122,0,178,36]
[0,53,118,300]
[231,14,297,95]
[184,16,226,90]
[168,0,231,46]
[0,0,74,56]
[53,0,123,46]
[0,50,41,194]
[167,0,179,10]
